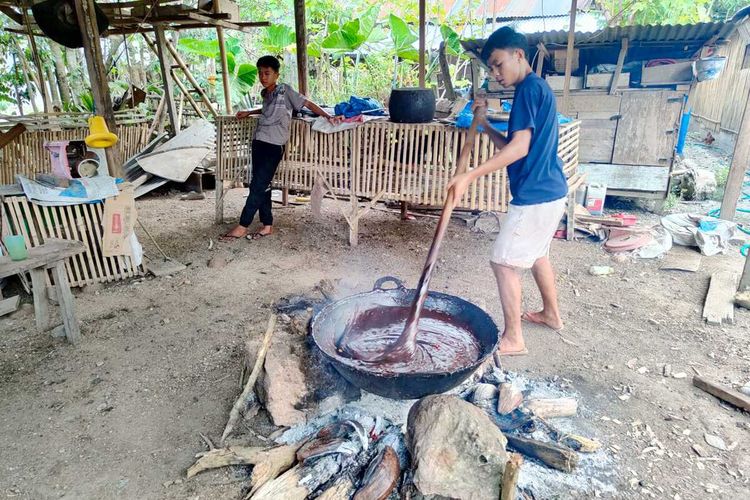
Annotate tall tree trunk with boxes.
[104,36,124,74]
[11,53,25,115]
[67,48,85,105]
[50,42,72,106]
[46,65,62,109]
[12,38,39,113]
[138,40,147,87]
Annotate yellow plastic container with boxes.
[85,116,119,149]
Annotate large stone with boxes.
[407,394,507,500]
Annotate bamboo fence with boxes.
[1,196,143,288]
[216,117,581,213]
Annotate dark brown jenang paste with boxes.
[334,306,481,375]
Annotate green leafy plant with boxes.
[388,13,419,62]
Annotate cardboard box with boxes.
[546,75,584,91]
[584,183,607,216]
[102,185,136,257]
[585,72,630,89]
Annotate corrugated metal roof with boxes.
[495,0,593,19]
[530,22,730,47]
[462,21,735,54]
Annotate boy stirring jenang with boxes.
[447,27,568,356]
[221,55,337,241]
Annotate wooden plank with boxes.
[51,261,81,344]
[609,38,629,95]
[703,271,739,325]
[0,239,86,280]
[0,295,20,316]
[560,94,621,114]
[0,123,27,149]
[612,91,682,166]
[660,249,702,272]
[693,375,750,412]
[578,163,669,192]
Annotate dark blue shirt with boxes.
[507,72,568,205]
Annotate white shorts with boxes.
[491,197,567,269]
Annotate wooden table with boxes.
[0,238,86,344]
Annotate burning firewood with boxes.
[505,435,579,473]
[497,382,524,415]
[187,444,298,495]
[500,453,524,500]
[352,446,401,500]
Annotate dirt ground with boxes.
[1,184,749,499]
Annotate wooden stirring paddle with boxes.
[374,110,484,363]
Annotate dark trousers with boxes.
[240,139,284,227]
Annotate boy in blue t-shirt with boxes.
[448,27,568,357]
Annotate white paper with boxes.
[18,175,119,206]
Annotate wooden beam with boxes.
[293,0,308,95]
[438,42,455,100]
[153,25,180,134]
[418,0,426,87]
[216,26,232,114]
[561,0,578,114]
[0,5,22,24]
[609,37,628,95]
[0,124,27,150]
[719,84,750,221]
[170,68,206,119]
[73,0,121,176]
[143,34,218,117]
[693,375,750,412]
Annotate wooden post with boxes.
[609,37,628,95]
[418,0,426,88]
[438,42,455,100]
[154,25,180,134]
[74,0,121,176]
[215,180,227,224]
[216,26,232,114]
[293,0,308,95]
[719,84,750,222]
[535,42,548,76]
[740,252,749,291]
[561,0,578,114]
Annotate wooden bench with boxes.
[0,238,86,344]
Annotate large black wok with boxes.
[310,277,499,399]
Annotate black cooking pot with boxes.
[388,88,436,123]
[310,277,499,400]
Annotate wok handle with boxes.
[373,276,406,291]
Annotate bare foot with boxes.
[522,310,563,331]
[498,334,528,356]
[219,225,249,241]
[248,225,273,240]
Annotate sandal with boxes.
[247,231,272,240]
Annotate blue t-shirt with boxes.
[507,73,568,206]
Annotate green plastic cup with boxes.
[3,235,28,261]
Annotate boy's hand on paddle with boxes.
[236,110,252,119]
[446,172,471,207]
[472,98,488,123]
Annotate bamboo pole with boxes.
[170,69,207,120]
[22,7,50,113]
[163,37,218,117]
[153,26,180,134]
[216,26,232,114]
